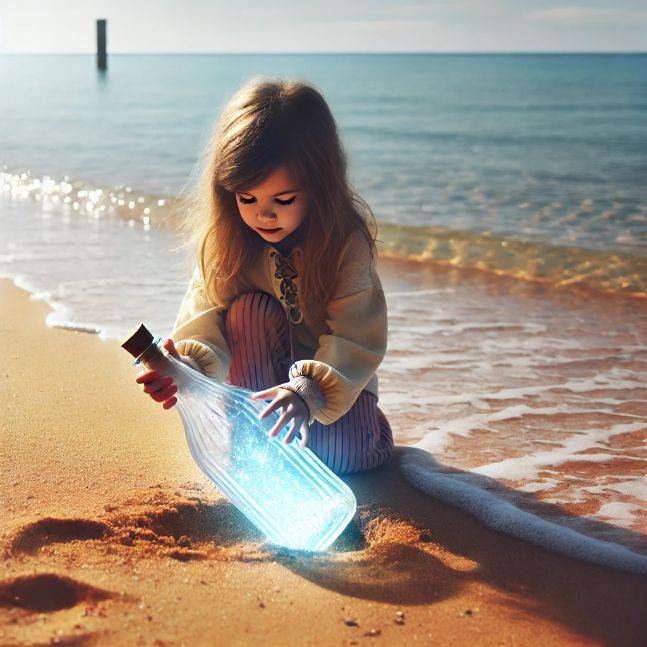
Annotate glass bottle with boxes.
[121,324,357,552]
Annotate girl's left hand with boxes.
[251,386,310,448]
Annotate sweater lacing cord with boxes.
[272,250,301,366]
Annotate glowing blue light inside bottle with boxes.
[135,339,357,552]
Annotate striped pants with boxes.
[224,291,394,475]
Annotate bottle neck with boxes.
[132,338,220,395]
[133,337,165,369]
[133,338,185,387]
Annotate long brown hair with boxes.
[176,76,378,325]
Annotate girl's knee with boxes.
[307,397,394,475]
[229,290,280,310]
[226,291,285,330]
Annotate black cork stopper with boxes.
[121,323,154,358]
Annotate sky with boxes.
[0,0,646,54]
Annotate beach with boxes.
[2,277,646,646]
[2,51,646,646]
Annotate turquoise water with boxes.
[1,53,646,257]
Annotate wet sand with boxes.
[378,255,647,553]
[1,278,646,646]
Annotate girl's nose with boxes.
[258,210,277,223]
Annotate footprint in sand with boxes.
[5,489,415,565]
[6,517,111,556]
[0,573,121,646]
[0,572,114,612]
[4,490,270,563]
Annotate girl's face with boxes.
[235,165,308,243]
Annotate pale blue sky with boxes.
[1,0,646,53]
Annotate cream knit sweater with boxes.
[170,229,388,426]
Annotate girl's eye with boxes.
[237,194,296,206]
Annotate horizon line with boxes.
[1,50,646,56]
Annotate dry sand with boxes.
[1,278,646,646]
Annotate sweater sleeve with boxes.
[279,231,388,426]
[169,266,231,382]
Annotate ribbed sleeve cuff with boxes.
[173,338,227,382]
[178,354,202,373]
[279,375,326,425]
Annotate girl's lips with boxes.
[257,227,282,233]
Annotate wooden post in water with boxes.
[97,19,107,70]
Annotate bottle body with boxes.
[135,339,357,551]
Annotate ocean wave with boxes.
[0,168,174,233]
[2,166,645,299]
[376,221,646,299]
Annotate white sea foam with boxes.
[0,198,191,342]
[471,421,646,481]
[581,478,647,499]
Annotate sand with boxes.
[1,278,646,646]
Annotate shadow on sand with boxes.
[277,446,647,646]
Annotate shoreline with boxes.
[2,182,645,302]
[1,278,646,646]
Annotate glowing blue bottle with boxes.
[121,324,357,552]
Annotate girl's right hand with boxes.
[135,337,183,409]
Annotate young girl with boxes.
[136,77,394,475]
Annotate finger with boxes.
[163,337,182,360]
[268,413,289,438]
[162,396,177,410]
[267,411,290,438]
[150,385,178,403]
[283,419,299,445]
[285,416,308,446]
[258,397,288,420]
[298,422,309,449]
[251,386,278,400]
[136,370,162,384]
[150,384,178,403]
[143,376,174,393]
[142,376,174,394]
[258,404,279,420]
